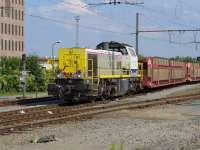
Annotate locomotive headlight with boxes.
[77,72,82,79]
[78,74,81,78]
[73,70,82,79]
[57,72,66,79]
[57,74,61,78]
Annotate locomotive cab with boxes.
[96,41,138,77]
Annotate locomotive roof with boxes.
[96,41,133,50]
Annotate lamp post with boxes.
[51,41,62,80]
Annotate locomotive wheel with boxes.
[88,96,96,103]
[58,87,65,100]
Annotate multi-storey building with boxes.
[0,0,24,57]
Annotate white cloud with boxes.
[38,0,94,16]
[28,0,136,36]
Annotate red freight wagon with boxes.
[142,57,187,88]
[187,62,200,81]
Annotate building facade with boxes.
[0,0,24,57]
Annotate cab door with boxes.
[127,47,138,77]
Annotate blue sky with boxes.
[26,0,200,58]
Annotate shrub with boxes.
[0,55,48,94]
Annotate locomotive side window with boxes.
[119,48,128,55]
[127,48,136,56]
[109,48,128,55]
[96,42,129,55]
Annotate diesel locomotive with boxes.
[48,41,143,101]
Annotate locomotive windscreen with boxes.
[96,41,129,55]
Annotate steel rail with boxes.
[0,92,199,122]
[0,93,200,135]
[0,96,56,107]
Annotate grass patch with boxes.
[110,143,124,150]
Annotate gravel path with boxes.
[0,84,200,150]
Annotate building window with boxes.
[12,24,14,35]
[5,40,7,51]
[22,41,24,51]
[1,7,4,17]
[5,23,7,34]
[12,8,14,19]
[15,25,17,36]
[8,24,11,35]
[0,39,3,50]
[18,10,21,20]
[1,40,3,50]
[22,26,24,36]
[18,26,20,36]
[12,40,14,51]
[15,41,17,51]
[8,40,11,51]
[22,11,24,21]
[1,23,3,34]
[15,9,17,20]
[5,0,11,18]
[19,41,20,51]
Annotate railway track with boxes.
[0,96,57,107]
[0,93,200,135]
[0,82,199,108]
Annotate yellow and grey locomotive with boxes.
[48,42,143,101]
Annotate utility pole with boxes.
[136,12,139,55]
[21,54,27,98]
[51,41,62,81]
[75,16,80,48]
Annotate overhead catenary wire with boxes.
[28,0,200,31]
[140,35,194,46]
[137,5,199,29]
[87,1,144,6]
[27,13,132,36]
[26,0,200,49]
[26,1,136,30]
[29,0,196,29]
[138,29,200,33]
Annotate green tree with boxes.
[26,55,48,92]
[172,56,197,62]
[0,75,7,93]
[0,57,21,75]
[0,55,48,94]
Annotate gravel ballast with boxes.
[0,84,200,150]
